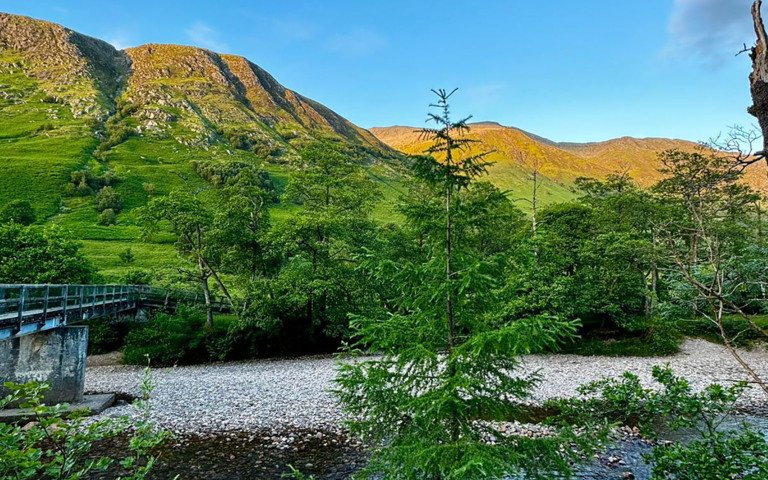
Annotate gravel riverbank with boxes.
[86,339,768,434]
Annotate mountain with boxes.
[0,13,389,157]
[371,122,768,198]
[2,12,765,280]
[0,12,397,279]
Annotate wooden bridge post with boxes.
[42,285,49,319]
[17,285,26,326]
[62,285,68,324]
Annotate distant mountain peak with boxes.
[370,123,731,190]
[0,12,391,160]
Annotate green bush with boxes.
[97,208,116,225]
[0,199,35,225]
[1,372,168,480]
[676,315,767,348]
[85,318,142,354]
[119,268,153,285]
[122,308,236,366]
[118,247,135,264]
[571,366,768,480]
[564,327,680,357]
[66,169,116,197]
[123,308,206,366]
[86,319,121,354]
[96,186,122,213]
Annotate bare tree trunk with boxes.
[713,271,768,396]
[531,169,538,235]
[750,0,768,156]
[197,255,236,313]
[198,258,214,328]
[646,232,659,316]
[446,181,455,354]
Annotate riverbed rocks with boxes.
[86,339,768,437]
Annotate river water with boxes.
[87,414,768,479]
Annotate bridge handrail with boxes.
[0,284,228,339]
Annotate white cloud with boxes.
[185,21,228,52]
[325,28,386,57]
[107,36,131,50]
[663,0,754,65]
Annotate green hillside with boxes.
[0,13,407,280]
[1,11,722,282]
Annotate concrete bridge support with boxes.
[0,326,88,404]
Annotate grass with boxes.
[0,53,580,282]
[676,314,768,348]
[0,59,96,219]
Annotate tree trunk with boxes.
[750,0,768,155]
[531,169,538,235]
[198,258,214,328]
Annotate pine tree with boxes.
[335,89,589,479]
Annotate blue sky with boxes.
[2,0,761,142]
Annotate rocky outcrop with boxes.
[0,12,128,118]
[0,12,391,159]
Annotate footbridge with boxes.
[0,284,223,405]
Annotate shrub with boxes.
[143,182,157,197]
[119,247,135,264]
[0,371,167,480]
[96,186,122,213]
[562,321,681,357]
[98,208,116,225]
[85,317,142,354]
[67,170,95,196]
[0,199,35,225]
[572,366,768,480]
[676,315,767,348]
[66,169,116,197]
[123,308,204,366]
[93,122,134,158]
[120,268,153,285]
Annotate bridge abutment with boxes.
[0,326,88,404]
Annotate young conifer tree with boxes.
[335,89,591,479]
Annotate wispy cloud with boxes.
[107,35,131,51]
[662,0,754,66]
[325,28,386,57]
[185,21,228,52]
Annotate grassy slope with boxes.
[0,52,95,219]
[0,85,406,282]
[0,113,407,281]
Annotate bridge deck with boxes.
[0,284,219,340]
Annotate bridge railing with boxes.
[0,284,226,340]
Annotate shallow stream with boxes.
[86,414,768,479]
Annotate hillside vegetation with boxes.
[372,122,768,203]
[0,12,403,280]
[2,11,765,282]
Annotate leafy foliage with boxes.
[571,366,768,480]
[0,368,168,480]
[96,185,122,213]
[335,89,595,479]
[260,140,380,349]
[122,307,231,366]
[0,200,36,225]
[0,223,94,283]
